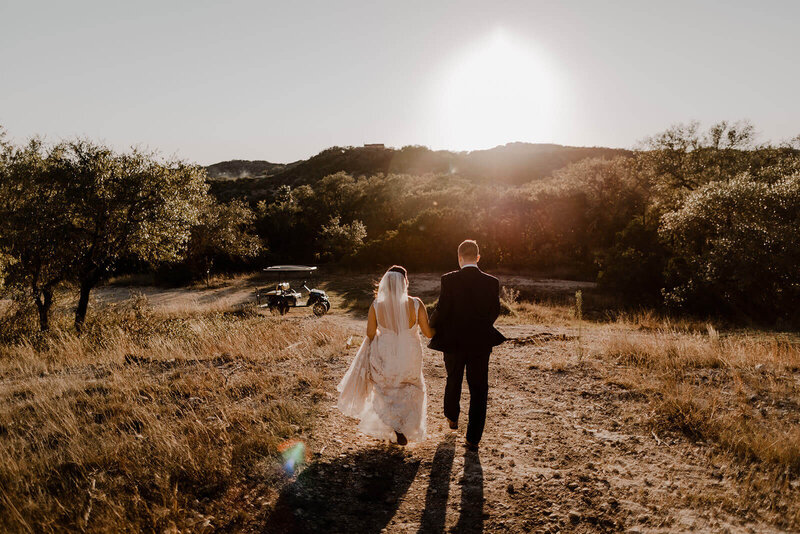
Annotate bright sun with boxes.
[434,30,559,151]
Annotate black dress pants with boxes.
[443,350,490,444]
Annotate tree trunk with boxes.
[74,280,94,332]
[204,256,213,288]
[35,288,53,331]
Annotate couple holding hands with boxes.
[338,239,506,450]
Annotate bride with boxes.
[337,265,434,445]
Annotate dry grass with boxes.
[498,300,577,326]
[498,296,800,526]
[0,295,349,533]
[595,318,800,527]
[602,326,800,370]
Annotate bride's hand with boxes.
[417,299,435,338]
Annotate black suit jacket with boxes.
[428,266,506,353]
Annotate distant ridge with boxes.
[207,143,633,201]
[205,159,295,181]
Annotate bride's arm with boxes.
[366,303,377,340]
[416,298,435,338]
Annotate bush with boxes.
[660,175,800,324]
[597,216,666,304]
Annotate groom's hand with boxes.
[430,274,452,331]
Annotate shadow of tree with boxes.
[319,276,377,316]
[263,446,420,534]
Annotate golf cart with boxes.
[255,265,331,316]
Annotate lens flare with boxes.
[278,439,307,476]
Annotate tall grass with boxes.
[0,296,349,533]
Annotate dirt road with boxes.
[257,316,782,534]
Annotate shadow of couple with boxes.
[419,433,485,533]
[263,434,484,533]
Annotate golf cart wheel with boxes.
[312,302,328,317]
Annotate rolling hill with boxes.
[207,143,633,202]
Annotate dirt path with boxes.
[258,316,784,534]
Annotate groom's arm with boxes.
[489,277,501,323]
[430,275,453,330]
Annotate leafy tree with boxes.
[62,141,208,328]
[186,199,262,286]
[0,138,208,330]
[0,127,9,288]
[549,157,649,251]
[0,139,76,330]
[317,216,367,262]
[639,121,757,208]
[597,216,666,303]
[255,185,309,262]
[660,175,800,322]
[358,208,480,270]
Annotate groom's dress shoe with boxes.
[447,417,458,430]
[464,441,479,451]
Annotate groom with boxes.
[429,239,506,450]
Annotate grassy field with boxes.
[0,294,349,532]
[1,273,799,531]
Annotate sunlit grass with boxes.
[0,295,349,533]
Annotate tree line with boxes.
[251,121,800,326]
[1,121,799,330]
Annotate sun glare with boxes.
[433,30,559,151]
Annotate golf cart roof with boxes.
[262,265,318,273]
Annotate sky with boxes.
[1,0,798,165]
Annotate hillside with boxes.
[205,159,295,180]
[207,143,632,202]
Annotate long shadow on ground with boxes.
[263,446,420,534]
[418,435,456,533]
[455,449,484,533]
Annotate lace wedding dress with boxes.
[337,272,427,443]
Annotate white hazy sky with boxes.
[2,0,798,165]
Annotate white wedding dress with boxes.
[337,272,427,443]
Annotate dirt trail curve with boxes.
[257,316,783,534]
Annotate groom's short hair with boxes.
[458,239,479,261]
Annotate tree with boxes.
[186,199,262,286]
[62,141,208,329]
[255,185,306,261]
[660,174,800,322]
[0,127,10,288]
[317,216,367,262]
[0,138,208,330]
[0,139,76,330]
[596,216,667,303]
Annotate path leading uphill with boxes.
[255,317,782,534]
